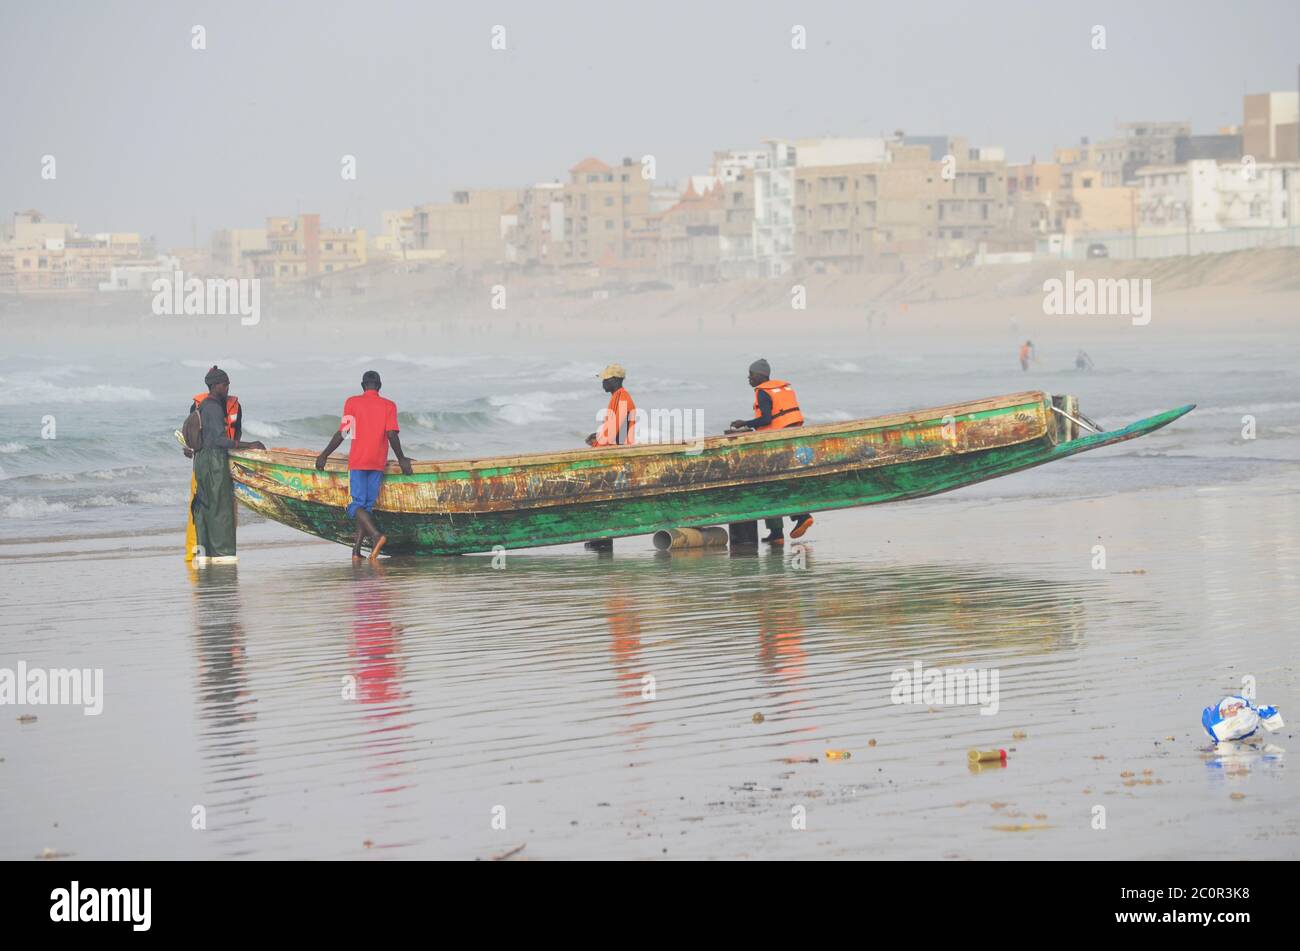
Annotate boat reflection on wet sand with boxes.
[180,550,1097,858]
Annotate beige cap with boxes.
[598,363,627,380]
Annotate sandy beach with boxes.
[2,476,1297,860]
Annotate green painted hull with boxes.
[228,391,1193,555]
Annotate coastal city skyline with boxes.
[4,84,1298,296]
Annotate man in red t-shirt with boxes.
[316,370,414,561]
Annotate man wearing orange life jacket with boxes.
[186,365,264,564]
[583,363,637,552]
[586,363,637,448]
[729,358,813,545]
[1019,339,1036,371]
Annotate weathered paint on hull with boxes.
[230,397,1193,555]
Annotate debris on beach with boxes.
[490,843,527,861]
[1229,792,1246,800]
[18,715,38,724]
[752,712,765,724]
[1012,730,1027,740]
[1202,696,1282,742]
[868,738,877,747]
[967,748,1006,764]
[825,750,851,761]
[38,847,71,860]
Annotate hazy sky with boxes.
[3,0,1297,247]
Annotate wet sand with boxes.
[3,476,1297,860]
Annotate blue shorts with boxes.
[347,469,384,519]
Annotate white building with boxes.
[98,255,180,292]
[753,139,797,277]
[1136,159,1299,234]
[713,139,798,279]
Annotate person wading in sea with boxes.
[315,370,414,562]
[728,358,813,545]
[1019,340,1037,371]
[186,365,265,564]
[583,363,637,551]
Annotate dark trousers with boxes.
[765,514,809,536]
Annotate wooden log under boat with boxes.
[227,390,1194,555]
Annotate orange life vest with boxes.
[753,380,803,430]
[595,387,636,446]
[1019,344,1031,361]
[192,392,241,441]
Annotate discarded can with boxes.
[1202,696,1283,742]
[825,750,851,760]
[968,748,1007,764]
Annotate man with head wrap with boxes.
[188,366,265,564]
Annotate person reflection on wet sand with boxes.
[187,562,261,852]
[603,591,654,744]
[189,563,255,734]
[348,566,416,795]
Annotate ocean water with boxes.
[2,324,1298,859]
[1,331,1297,543]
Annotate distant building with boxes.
[1005,161,1066,243]
[712,140,797,278]
[1175,134,1243,163]
[1243,91,1299,162]
[211,228,269,272]
[505,183,565,268]
[793,136,1008,270]
[657,178,723,285]
[561,157,655,270]
[1059,167,1136,235]
[409,189,519,272]
[1136,159,1299,234]
[2,211,147,291]
[246,214,367,282]
[1093,121,1190,186]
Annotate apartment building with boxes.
[247,214,367,282]
[657,179,723,285]
[561,157,655,269]
[506,183,565,268]
[794,136,1007,270]
[1059,167,1136,234]
[1136,159,1299,233]
[409,189,519,271]
[1006,160,1065,240]
[712,140,797,278]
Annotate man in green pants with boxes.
[189,365,264,564]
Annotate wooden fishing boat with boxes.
[228,391,1193,555]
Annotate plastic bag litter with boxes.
[1201,696,1283,742]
